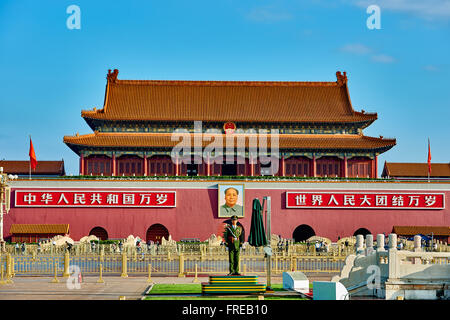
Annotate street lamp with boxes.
[0,167,17,252]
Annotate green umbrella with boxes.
[248,198,268,247]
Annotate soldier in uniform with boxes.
[223,215,244,275]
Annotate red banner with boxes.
[15,190,176,208]
[286,192,444,209]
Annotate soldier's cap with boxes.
[231,215,239,220]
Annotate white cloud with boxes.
[246,6,293,22]
[371,54,396,63]
[339,43,395,63]
[339,43,373,55]
[423,65,439,72]
[350,0,450,21]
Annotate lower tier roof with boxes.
[64,132,396,155]
[0,160,65,176]
[383,162,450,178]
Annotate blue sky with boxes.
[0,0,449,175]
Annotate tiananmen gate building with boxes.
[3,70,449,243]
[63,70,396,178]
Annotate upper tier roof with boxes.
[81,69,377,124]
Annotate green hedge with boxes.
[31,175,388,182]
[89,240,121,244]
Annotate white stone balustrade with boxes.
[332,233,450,300]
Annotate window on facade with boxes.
[86,156,112,175]
[316,158,341,177]
[359,164,366,177]
[347,158,371,178]
[285,158,310,176]
[117,157,144,175]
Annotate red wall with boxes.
[5,185,449,242]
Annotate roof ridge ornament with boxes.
[336,71,348,86]
[107,69,119,83]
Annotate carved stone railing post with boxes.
[376,234,386,252]
[365,234,374,255]
[388,234,397,250]
[355,235,364,255]
[414,235,422,252]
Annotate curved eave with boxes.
[64,133,396,156]
[81,112,378,126]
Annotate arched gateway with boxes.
[353,228,371,238]
[89,226,108,240]
[292,224,315,242]
[146,224,170,244]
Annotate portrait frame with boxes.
[217,183,245,218]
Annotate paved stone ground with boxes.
[0,274,333,300]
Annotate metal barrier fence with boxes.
[0,252,345,277]
[5,241,448,258]
[184,254,346,275]
[2,243,358,256]
[0,252,347,279]
[5,248,448,279]
[10,255,63,276]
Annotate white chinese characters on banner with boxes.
[15,190,176,207]
[286,192,444,209]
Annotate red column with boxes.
[373,156,378,178]
[112,153,116,176]
[80,153,85,175]
[343,156,348,178]
[206,154,211,176]
[144,155,148,176]
[175,155,179,176]
[281,156,285,177]
[250,155,254,177]
[312,155,317,177]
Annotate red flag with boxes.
[29,137,37,170]
[427,138,431,176]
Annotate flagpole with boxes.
[29,135,32,180]
[427,138,430,183]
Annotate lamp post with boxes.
[0,167,17,252]
[262,196,273,292]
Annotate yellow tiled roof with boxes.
[10,224,69,234]
[392,226,450,236]
[64,132,396,150]
[383,162,450,178]
[80,70,377,123]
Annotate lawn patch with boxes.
[148,283,202,295]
